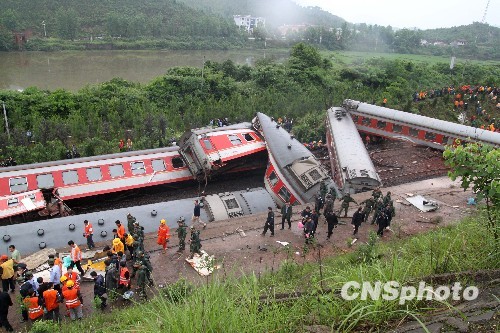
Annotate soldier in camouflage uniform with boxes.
[371,198,385,225]
[132,222,145,256]
[323,194,335,219]
[189,226,202,259]
[339,193,357,217]
[372,187,382,201]
[176,217,187,252]
[126,213,137,234]
[136,264,148,300]
[383,191,392,206]
[360,197,375,222]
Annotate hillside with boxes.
[177,0,345,28]
[0,0,240,39]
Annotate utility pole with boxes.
[1,101,10,140]
[42,21,46,37]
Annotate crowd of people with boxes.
[412,84,499,131]
[0,200,206,328]
[261,187,395,245]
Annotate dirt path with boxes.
[8,176,477,332]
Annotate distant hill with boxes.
[0,0,240,39]
[177,0,345,28]
[421,22,500,45]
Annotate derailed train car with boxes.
[344,99,500,149]
[326,107,382,193]
[178,123,267,181]
[1,187,275,255]
[253,112,339,207]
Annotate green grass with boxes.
[38,213,498,333]
[325,50,500,66]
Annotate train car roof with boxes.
[326,107,379,178]
[179,122,255,144]
[347,100,500,146]
[0,146,181,174]
[254,112,338,202]
[255,113,311,167]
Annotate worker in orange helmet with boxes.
[157,219,170,254]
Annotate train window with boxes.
[351,115,359,123]
[224,198,239,209]
[376,120,387,129]
[393,124,403,133]
[86,167,102,181]
[244,133,255,141]
[36,174,54,189]
[202,139,213,150]
[172,157,184,169]
[131,162,146,175]
[268,171,279,187]
[109,164,125,178]
[362,117,371,126]
[278,186,292,203]
[9,177,28,193]
[409,128,419,137]
[7,198,19,207]
[62,170,79,185]
[441,136,451,145]
[152,159,166,172]
[26,193,36,201]
[228,134,242,145]
[425,132,436,141]
[308,169,322,182]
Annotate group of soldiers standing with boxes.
[264,184,396,245]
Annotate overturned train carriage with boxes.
[178,123,267,181]
[253,112,339,207]
[1,187,275,256]
[344,99,500,149]
[326,107,382,194]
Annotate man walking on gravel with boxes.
[192,200,206,229]
[262,207,275,237]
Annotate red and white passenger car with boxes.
[0,147,191,220]
[343,99,500,149]
[178,123,267,180]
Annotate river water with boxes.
[0,49,288,92]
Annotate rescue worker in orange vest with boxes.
[64,267,80,290]
[157,219,171,253]
[48,254,63,273]
[42,282,62,322]
[112,238,125,254]
[24,289,43,322]
[83,220,95,250]
[67,240,85,276]
[115,220,126,243]
[118,261,131,291]
[62,280,83,321]
[382,98,387,107]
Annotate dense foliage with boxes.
[0,44,498,165]
[0,0,242,41]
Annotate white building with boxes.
[233,15,265,33]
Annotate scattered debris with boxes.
[276,241,289,246]
[185,250,220,276]
[467,197,477,205]
[406,195,439,212]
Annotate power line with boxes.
[481,0,490,23]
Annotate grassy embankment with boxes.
[29,212,499,333]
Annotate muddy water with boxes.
[0,49,288,92]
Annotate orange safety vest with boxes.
[117,225,125,239]
[62,288,81,309]
[43,289,59,311]
[119,267,130,286]
[64,272,80,289]
[157,225,170,244]
[84,223,93,237]
[25,296,44,320]
[54,257,63,272]
[71,245,82,262]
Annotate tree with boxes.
[443,142,499,240]
[0,26,14,51]
[55,9,79,40]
